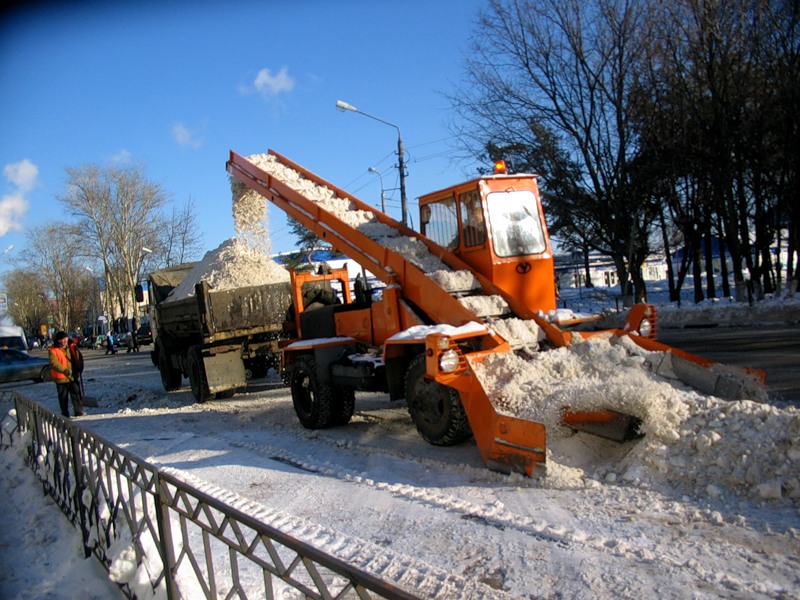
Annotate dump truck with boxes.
[142,262,292,402]
[226,150,766,476]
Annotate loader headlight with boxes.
[638,318,652,337]
[439,349,460,372]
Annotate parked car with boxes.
[78,336,96,349]
[0,348,51,384]
[135,323,152,346]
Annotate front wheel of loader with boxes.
[405,354,472,446]
[188,346,212,403]
[290,355,335,429]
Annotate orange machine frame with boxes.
[419,175,557,315]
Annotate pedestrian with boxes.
[48,331,84,418]
[68,335,86,400]
[105,332,116,355]
[126,332,135,353]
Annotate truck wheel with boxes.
[216,389,236,399]
[405,354,472,446]
[290,355,334,429]
[188,346,212,403]
[330,388,356,426]
[157,342,182,392]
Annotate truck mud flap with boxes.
[204,350,246,394]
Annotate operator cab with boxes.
[419,160,556,314]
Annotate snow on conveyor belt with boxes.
[235,153,800,503]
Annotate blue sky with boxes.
[0,0,487,276]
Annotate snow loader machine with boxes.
[226,150,766,476]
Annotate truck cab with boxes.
[418,162,557,314]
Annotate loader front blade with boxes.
[561,409,643,443]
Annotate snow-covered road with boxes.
[8,342,799,599]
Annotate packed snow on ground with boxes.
[2,298,798,599]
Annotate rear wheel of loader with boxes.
[157,341,182,392]
[405,354,472,446]
[290,355,335,429]
[188,346,213,403]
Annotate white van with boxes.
[0,325,29,352]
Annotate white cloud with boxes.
[172,122,203,149]
[111,149,132,164]
[0,194,28,236]
[4,159,38,193]
[0,159,37,235]
[252,66,295,97]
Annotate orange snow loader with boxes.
[227,150,766,476]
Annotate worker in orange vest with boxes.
[48,331,85,418]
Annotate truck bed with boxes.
[156,280,291,345]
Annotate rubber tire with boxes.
[36,365,51,383]
[405,354,472,446]
[188,346,212,403]
[157,342,182,392]
[330,388,356,426]
[290,355,335,429]
[215,389,236,399]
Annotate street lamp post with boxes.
[336,100,408,226]
[367,167,386,213]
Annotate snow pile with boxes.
[541,307,597,324]
[244,153,451,274]
[164,160,291,302]
[241,152,800,501]
[470,335,800,500]
[486,317,545,348]
[231,175,271,256]
[656,295,800,327]
[166,238,289,301]
[427,269,482,293]
[459,294,510,318]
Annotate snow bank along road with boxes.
[7,346,800,599]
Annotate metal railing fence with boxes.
[2,390,419,600]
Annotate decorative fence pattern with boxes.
[1,391,419,600]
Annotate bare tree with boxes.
[160,196,204,267]
[451,0,657,304]
[59,164,166,322]
[17,224,89,331]
[2,268,50,336]
[635,0,798,300]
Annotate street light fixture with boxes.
[336,100,408,225]
[367,167,386,213]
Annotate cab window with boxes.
[486,190,546,257]
[420,197,459,250]
[458,190,486,247]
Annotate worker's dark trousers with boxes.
[56,381,83,417]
